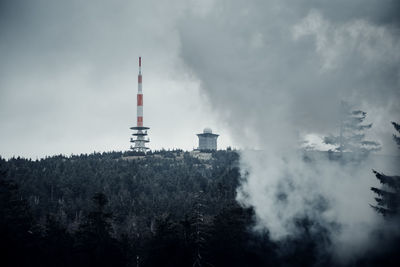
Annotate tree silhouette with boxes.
[0,171,37,267]
[371,122,400,216]
[74,192,123,267]
[324,101,380,154]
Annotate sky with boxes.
[0,0,399,159]
[0,0,234,159]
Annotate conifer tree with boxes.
[191,190,212,267]
[324,101,381,154]
[0,171,36,267]
[371,122,400,216]
[75,192,123,267]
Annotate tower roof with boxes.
[203,127,213,134]
[197,128,219,137]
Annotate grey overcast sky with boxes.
[1,0,399,159]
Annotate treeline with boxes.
[0,150,398,266]
[1,150,240,232]
[1,150,276,267]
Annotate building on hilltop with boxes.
[197,128,219,151]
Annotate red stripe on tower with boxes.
[137,116,143,127]
[137,94,143,106]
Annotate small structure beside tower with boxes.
[197,128,219,151]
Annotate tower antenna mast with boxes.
[130,56,150,152]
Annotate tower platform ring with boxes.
[130,126,150,130]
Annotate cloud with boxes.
[178,0,400,261]
[178,1,400,148]
[293,9,400,73]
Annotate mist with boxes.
[178,0,400,263]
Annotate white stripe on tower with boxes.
[137,57,143,127]
[137,106,143,117]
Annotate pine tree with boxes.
[191,191,212,267]
[41,215,74,267]
[207,203,255,267]
[324,101,381,154]
[74,192,123,267]
[391,122,400,147]
[371,122,400,216]
[0,171,37,267]
[145,213,185,266]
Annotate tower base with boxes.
[130,127,150,152]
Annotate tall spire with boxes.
[130,56,150,152]
[137,56,143,127]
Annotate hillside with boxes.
[1,150,240,235]
[1,150,274,267]
[1,150,399,267]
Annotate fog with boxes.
[178,0,400,263]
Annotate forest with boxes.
[0,148,399,267]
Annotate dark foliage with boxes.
[393,122,400,147]
[368,122,400,267]
[371,122,400,216]
[0,172,39,267]
[1,149,399,266]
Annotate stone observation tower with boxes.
[197,128,219,151]
[130,57,150,152]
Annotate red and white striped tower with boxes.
[130,56,150,152]
[137,56,143,127]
